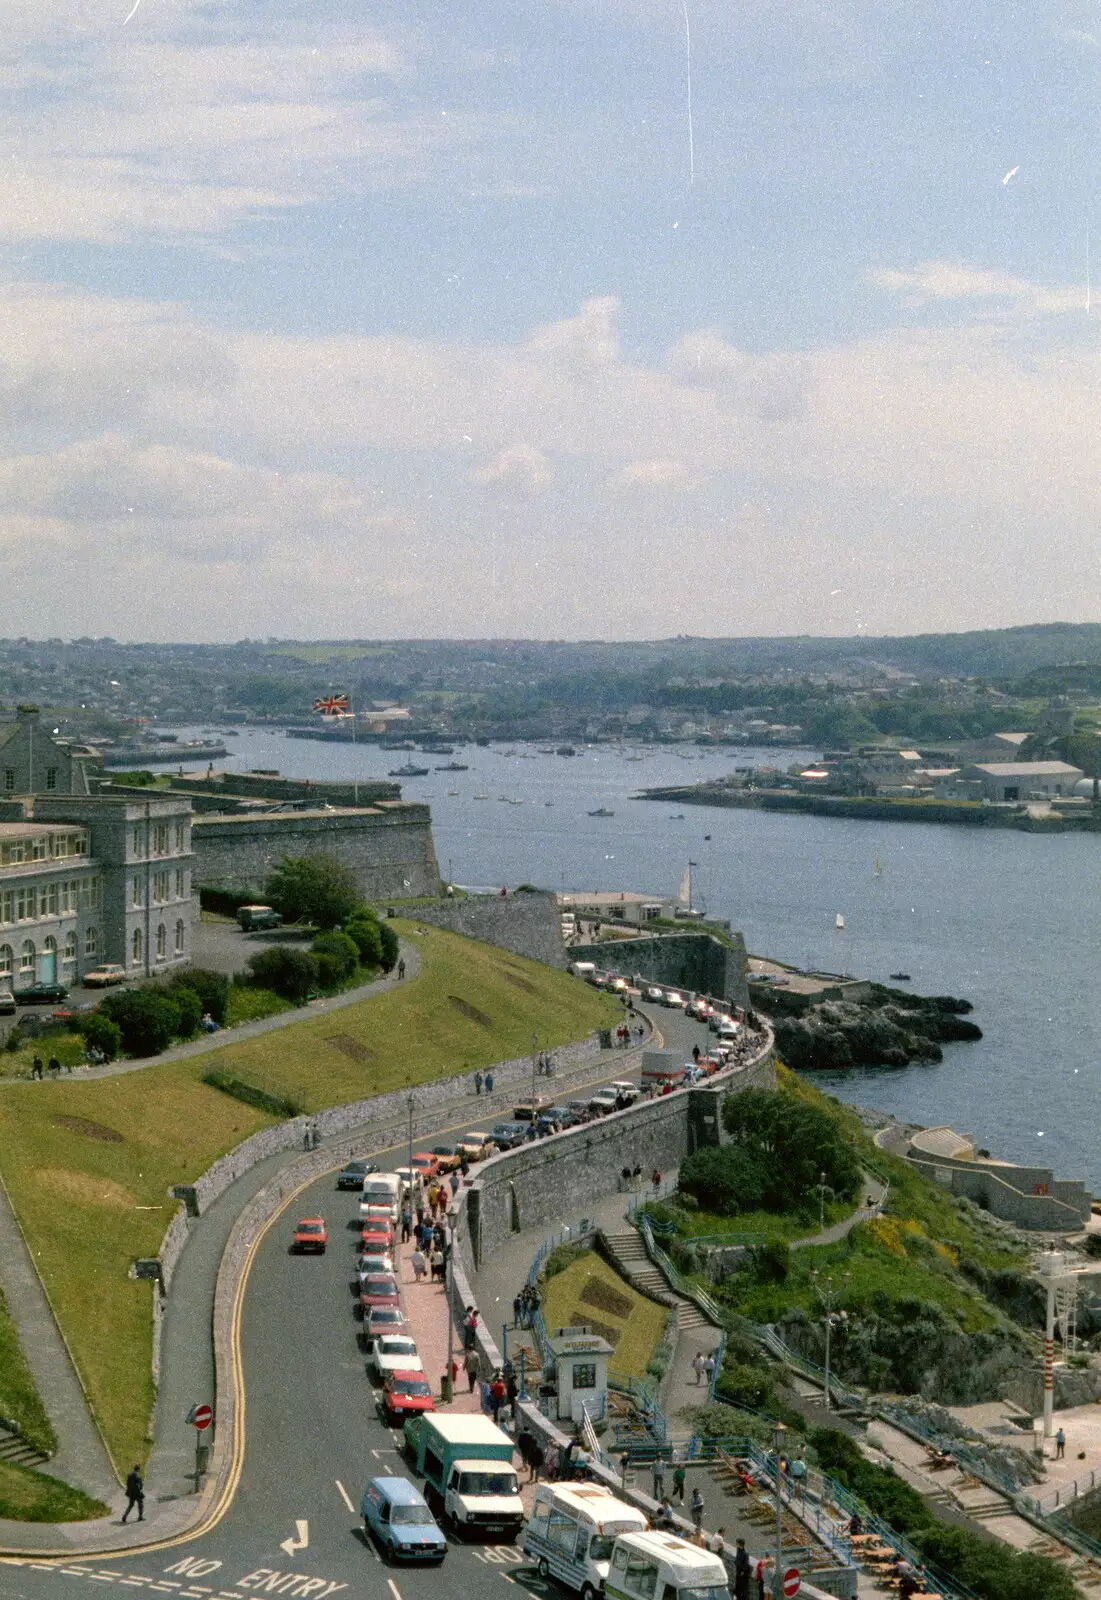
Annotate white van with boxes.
[360,1172,403,1222]
[571,961,597,980]
[605,1530,730,1600]
[523,1484,647,1600]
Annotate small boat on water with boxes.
[435,762,469,771]
[835,913,845,929]
[669,813,685,820]
[588,807,615,817]
[474,793,489,800]
[889,972,912,981]
[388,763,429,777]
[556,745,577,756]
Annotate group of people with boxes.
[472,1069,497,1094]
[691,1350,717,1386]
[30,1054,65,1079]
[512,1283,540,1327]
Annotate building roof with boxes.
[968,761,1082,777]
[0,822,86,838]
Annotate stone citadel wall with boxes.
[414,890,567,969]
[572,929,750,1009]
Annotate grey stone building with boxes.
[0,793,195,989]
[0,705,102,795]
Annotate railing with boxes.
[581,1400,618,1475]
[637,1216,724,1326]
[1028,1464,1101,1515]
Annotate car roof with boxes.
[369,1475,429,1507]
[388,1368,429,1382]
[296,1217,325,1226]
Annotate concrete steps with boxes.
[0,1425,50,1470]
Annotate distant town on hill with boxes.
[4,622,1101,751]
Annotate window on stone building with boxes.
[3,769,14,791]
[153,870,169,903]
[132,927,143,965]
[43,935,56,965]
[175,918,185,955]
[132,827,143,858]
[153,822,169,855]
[175,819,186,851]
[0,890,11,924]
[31,835,46,860]
[43,882,58,915]
[132,876,143,907]
[63,931,76,964]
[15,886,36,920]
[85,926,98,959]
[0,945,11,977]
[155,923,166,961]
[45,768,57,791]
[175,868,185,899]
[20,940,35,973]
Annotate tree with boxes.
[265,853,360,930]
[377,919,399,972]
[680,1088,861,1216]
[167,966,229,1024]
[98,989,182,1057]
[311,931,359,986]
[74,1011,122,1062]
[171,986,204,1037]
[246,945,319,1002]
[345,912,383,968]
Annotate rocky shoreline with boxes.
[758,982,983,1071]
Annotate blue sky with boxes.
[3,0,1100,641]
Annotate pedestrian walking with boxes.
[651,1456,666,1497]
[463,1305,479,1349]
[397,957,406,979]
[411,1248,427,1282]
[31,1055,43,1080]
[506,1371,519,1408]
[653,1496,675,1531]
[48,1055,61,1078]
[690,1487,705,1531]
[733,1539,751,1600]
[474,1070,483,1095]
[485,1071,494,1093]
[489,1373,506,1423]
[633,1163,642,1189]
[703,1352,716,1388]
[121,1464,144,1523]
[621,1166,632,1191]
[400,1205,412,1243]
[672,1461,686,1503]
[692,1352,705,1385]
[544,1442,558,1481]
[1056,1427,1067,1459]
[753,1556,770,1600]
[790,1454,806,1498]
[449,1170,460,1196]
[513,1294,524,1327]
[652,1169,662,1193]
[464,1348,479,1392]
[430,1247,445,1281]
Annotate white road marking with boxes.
[387,1580,403,1600]
[335,1478,356,1513]
[279,1518,309,1556]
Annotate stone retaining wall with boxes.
[572,931,750,1010]
[192,805,440,900]
[414,891,567,970]
[908,1157,1090,1230]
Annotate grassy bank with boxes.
[0,1287,57,1456]
[0,1460,108,1523]
[542,1251,667,1380]
[0,925,620,1473]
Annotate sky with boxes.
[3,0,1101,642]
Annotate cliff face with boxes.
[766,986,981,1070]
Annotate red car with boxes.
[380,1370,435,1425]
[411,1152,440,1182]
[360,1273,401,1313]
[293,1217,328,1253]
[360,1223,395,1252]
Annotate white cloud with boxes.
[608,458,690,490]
[469,445,554,492]
[872,262,1082,314]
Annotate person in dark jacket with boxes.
[733,1538,751,1600]
[121,1464,144,1522]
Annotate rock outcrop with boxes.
[767,985,981,1071]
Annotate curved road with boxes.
[3,1005,716,1600]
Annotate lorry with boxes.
[236,904,283,931]
[640,1049,686,1093]
[523,1483,647,1600]
[403,1413,524,1539]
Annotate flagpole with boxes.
[350,690,358,807]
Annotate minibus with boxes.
[523,1483,647,1600]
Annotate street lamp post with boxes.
[817,1170,827,1233]
[812,1271,849,1412]
[531,1032,538,1104]
[771,1421,787,1599]
[406,1092,414,1177]
[443,1212,455,1404]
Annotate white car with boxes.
[357,1251,395,1277]
[663,990,686,1008]
[0,988,15,1016]
[645,986,664,1002]
[368,1333,423,1379]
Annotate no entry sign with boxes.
[782,1571,800,1598]
[192,1404,213,1431]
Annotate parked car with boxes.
[534,1106,576,1134]
[490,1121,529,1150]
[337,1159,378,1191]
[82,964,126,988]
[380,1370,435,1425]
[645,986,664,1003]
[292,1217,328,1253]
[663,990,686,1008]
[431,1144,463,1172]
[357,1251,395,1277]
[0,988,15,1016]
[236,904,283,931]
[360,1224,396,1254]
[512,1097,551,1122]
[15,981,69,1006]
[611,1081,640,1109]
[411,1152,440,1181]
[566,1099,594,1123]
[360,1475,447,1564]
[360,1273,401,1311]
[364,1306,407,1345]
[588,1090,619,1116]
[368,1333,423,1379]
[456,1132,496,1162]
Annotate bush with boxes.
[98,989,182,1057]
[202,1070,303,1118]
[167,966,229,1025]
[311,931,359,985]
[245,945,319,1002]
[716,1360,779,1412]
[378,919,399,972]
[265,854,360,929]
[73,1011,122,1062]
[171,986,203,1037]
[345,914,383,968]
[681,1088,862,1216]
[914,1524,1081,1600]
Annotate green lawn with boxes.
[0,1460,108,1523]
[0,1286,57,1456]
[541,1251,668,1380]
[0,924,620,1473]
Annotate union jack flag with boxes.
[313,694,350,716]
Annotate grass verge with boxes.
[541,1250,667,1380]
[0,1286,57,1456]
[0,924,620,1473]
[0,1459,108,1522]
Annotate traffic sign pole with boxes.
[782,1569,801,1598]
[189,1404,213,1492]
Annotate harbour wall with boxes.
[571,930,750,1010]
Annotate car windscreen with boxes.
[390,1503,432,1526]
[456,1471,517,1495]
[298,1223,324,1233]
[678,1587,730,1600]
[380,1339,417,1356]
[363,1276,397,1292]
[390,1378,431,1396]
[371,1309,402,1324]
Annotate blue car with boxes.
[361,1475,447,1564]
